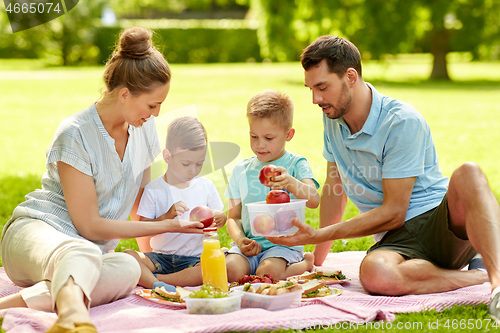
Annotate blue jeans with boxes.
[144,252,200,275]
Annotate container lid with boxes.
[203,227,217,232]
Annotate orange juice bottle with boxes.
[201,228,228,291]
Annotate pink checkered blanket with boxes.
[0,251,490,332]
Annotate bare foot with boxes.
[304,252,315,272]
[54,278,92,329]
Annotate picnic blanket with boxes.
[0,251,491,333]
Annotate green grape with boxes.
[189,283,230,298]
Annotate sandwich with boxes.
[151,286,191,303]
[268,281,302,295]
[301,280,333,298]
[299,270,347,282]
[242,281,302,296]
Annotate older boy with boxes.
[225,90,320,281]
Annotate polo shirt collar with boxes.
[335,82,382,137]
[359,82,381,137]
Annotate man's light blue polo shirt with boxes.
[323,83,449,240]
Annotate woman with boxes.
[0,27,203,333]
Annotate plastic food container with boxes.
[232,283,303,311]
[246,199,307,237]
[184,292,242,314]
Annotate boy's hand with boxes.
[162,201,189,219]
[268,166,290,191]
[238,237,261,257]
[211,210,227,229]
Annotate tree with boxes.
[254,0,500,80]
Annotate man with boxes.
[267,35,500,320]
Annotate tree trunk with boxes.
[429,29,451,80]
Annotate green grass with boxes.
[1,54,500,332]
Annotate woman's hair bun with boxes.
[119,27,154,60]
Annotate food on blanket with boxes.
[189,205,214,228]
[242,281,302,296]
[229,273,278,287]
[301,280,333,298]
[151,286,189,303]
[253,213,275,234]
[189,283,231,298]
[185,292,242,314]
[243,283,257,293]
[266,190,290,204]
[259,164,281,187]
[274,208,297,231]
[299,270,347,281]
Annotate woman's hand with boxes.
[162,219,204,234]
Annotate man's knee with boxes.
[451,162,489,192]
[359,252,408,296]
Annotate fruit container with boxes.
[232,283,303,311]
[184,292,242,314]
[246,199,307,237]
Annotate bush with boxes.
[94,26,261,64]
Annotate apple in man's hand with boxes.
[259,164,281,187]
[274,208,297,231]
[266,190,290,204]
[189,206,214,228]
[253,213,275,234]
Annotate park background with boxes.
[1,0,500,332]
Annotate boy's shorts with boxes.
[227,244,304,275]
[367,194,476,270]
[144,252,200,275]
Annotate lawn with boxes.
[0,55,499,332]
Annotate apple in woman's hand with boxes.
[189,206,214,228]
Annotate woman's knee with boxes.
[103,252,141,282]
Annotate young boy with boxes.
[125,116,227,290]
[225,90,320,282]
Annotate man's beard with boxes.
[322,81,352,120]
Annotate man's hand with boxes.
[238,237,261,257]
[266,218,318,247]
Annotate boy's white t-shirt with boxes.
[137,175,224,256]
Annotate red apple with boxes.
[274,208,297,232]
[259,164,281,187]
[252,213,275,235]
[266,190,290,204]
[189,206,214,228]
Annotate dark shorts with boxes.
[367,194,476,270]
[144,252,200,275]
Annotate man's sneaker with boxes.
[468,255,486,272]
[489,288,500,323]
